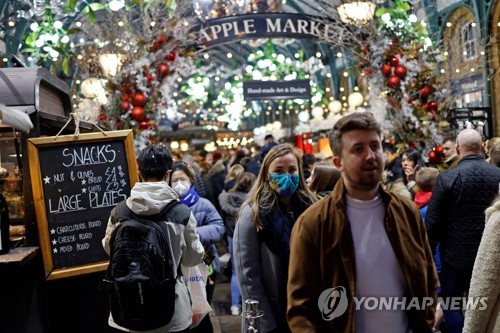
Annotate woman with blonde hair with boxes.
[224,164,244,191]
[234,143,317,332]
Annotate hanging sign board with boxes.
[451,73,484,95]
[28,130,138,280]
[174,119,229,131]
[243,80,311,100]
[199,13,339,48]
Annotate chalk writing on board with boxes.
[28,130,137,279]
[62,145,117,167]
[37,140,132,270]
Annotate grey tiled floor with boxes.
[210,273,241,333]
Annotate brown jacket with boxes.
[287,178,439,332]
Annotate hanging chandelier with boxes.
[337,1,376,25]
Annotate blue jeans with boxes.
[227,235,241,307]
[440,261,472,333]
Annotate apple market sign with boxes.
[199,13,337,48]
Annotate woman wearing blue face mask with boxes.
[170,162,225,333]
[233,143,317,333]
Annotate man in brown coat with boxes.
[287,112,439,333]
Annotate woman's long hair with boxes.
[242,143,317,230]
[231,171,256,193]
[309,161,341,194]
[402,148,426,185]
[225,164,244,183]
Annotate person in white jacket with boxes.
[102,145,204,333]
[463,195,500,333]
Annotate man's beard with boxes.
[346,165,382,191]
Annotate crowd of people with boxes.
[103,112,499,333]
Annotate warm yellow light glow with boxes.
[170,141,179,150]
[337,1,376,25]
[99,53,123,77]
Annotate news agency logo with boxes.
[318,286,349,320]
[318,286,488,321]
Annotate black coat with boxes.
[426,154,500,270]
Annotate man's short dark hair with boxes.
[137,145,173,180]
[328,112,382,156]
[383,142,397,154]
[442,136,456,145]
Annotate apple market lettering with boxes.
[62,145,116,167]
[199,14,342,47]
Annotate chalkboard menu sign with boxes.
[28,130,138,279]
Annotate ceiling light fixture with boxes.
[337,1,376,25]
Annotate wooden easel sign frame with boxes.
[28,130,138,280]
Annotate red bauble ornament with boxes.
[381,63,392,77]
[386,75,401,89]
[158,63,170,78]
[131,106,146,121]
[121,101,131,111]
[420,85,432,99]
[390,56,399,67]
[146,74,154,82]
[394,65,407,79]
[121,94,130,101]
[157,36,166,43]
[166,52,176,62]
[140,121,150,129]
[97,114,108,122]
[422,103,429,111]
[407,97,413,104]
[429,101,438,112]
[132,92,147,107]
[428,150,440,164]
[435,145,444,157]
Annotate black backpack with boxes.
[104,200,191,331]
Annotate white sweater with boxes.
[462,199,500,333]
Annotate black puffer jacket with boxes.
[426,154,500,270]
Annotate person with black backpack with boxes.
[102,145,204,333]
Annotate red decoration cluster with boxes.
[428,145,445,164]
[381,55,407,89]
[118,39,177,126]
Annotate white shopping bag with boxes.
[181,263,212,328]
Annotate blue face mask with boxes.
[269,173,300,197]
